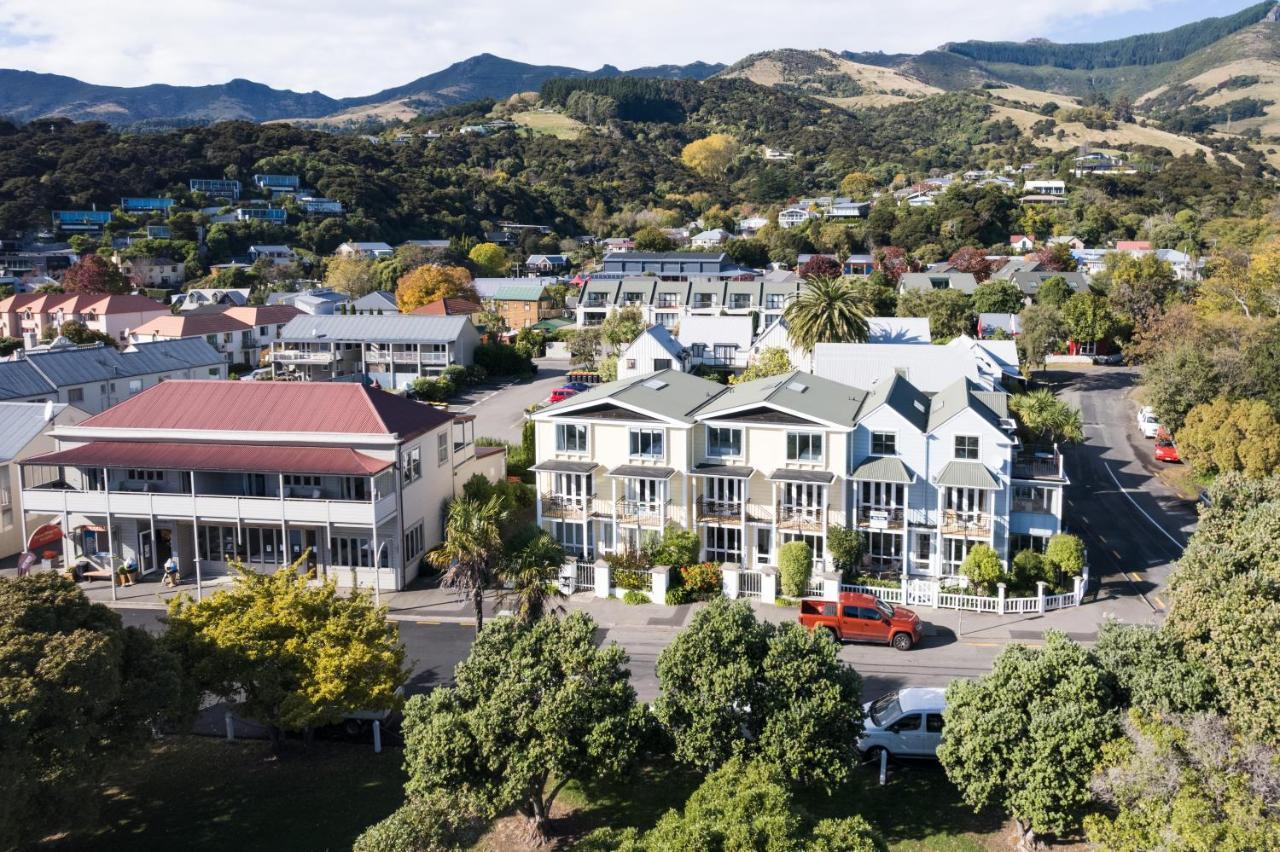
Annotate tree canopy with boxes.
[395,264,477,312]
[784,277,870,353]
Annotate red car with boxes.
[798,591,923,651]
[1155,438,1181,463]
[548,387,579,404]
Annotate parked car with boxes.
[798,591,922,651]
[1137,407,1161,438]
[1091,352,1123,365]
[859,687,947,761]
[1155,437,1181,463]
[562,381,593,393]
[548,387,579,404]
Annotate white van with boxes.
[858,687,946,760]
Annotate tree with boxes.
[600,305,644,353]
[1035,275,1072,307]
[1043,532,1086,583]
[726,237,771,269]
[960,543,1002,594]
[61,254,131,295]
[839,171,877,199]
[468,242,509,277]
[784,277,870,353]
[633,226,674,252]
[1060,291,1120,349]
[1092,622,1216,715]
[1008,388,1084,444]
[652,524,701,568]
[397,613,647,841]
[597,353,618,382]
[1034,242,1077,272]
[1086,713,1280,852]
[873,246,910,284]
[165,561,405,748]
[1099,252,1177,327]
[731,346,793,385]
[54,318,118,348]
[0,574,182,849]
[599,757,887,852]
[395,265,477,312]
[566,327,602,369]
[1141,345,1221,433]
[826,526,865,579]
[1165,474,1280,746]
[1017,303,1066,372]
[324,255,377,297]
[500,532,566,624]
[896,288,973,340]
[970,279,1024,314]
[938,632,1121,847]
[655,599,864,790]
[947,246,993,282]
[798,254,842,280]
[1179,397,1280,478]
[428,496,507,631]
[778,539,813,598]
[681,134,740,176]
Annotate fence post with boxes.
[760,566,778,605]
[819,571,841,602]
[1036,581,1047,615]
[593,558,610,599]
[721,565,741,599]
[224,710,235,742]
[900,571,910,603]
[1072,575,1084,606]
[651,565,670,604]
[373,719,382,754]
[996,582,1006,616]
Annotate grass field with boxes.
[40,737,405,852]
[511,110,586,140]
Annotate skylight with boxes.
[643,379,667,390]
[786,381,807,393]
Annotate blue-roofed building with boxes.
[253,174,300,191]
[120,197,175,213]
[189,178,242,199]
[235,207,287,224]
[145,225,172,239]
[299,197,344,215]
[51,210,112,232]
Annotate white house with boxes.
[691,229,732,249]
[335,241,394,259]
[677,314,755,370]
[617,325,687,380]
[249,245,299,266]
[777,208,817,229]
[1023,180,1066,197]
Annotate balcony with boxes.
[365,350,450,366]
[273,349,336,364]
[1013,449,1065,481]
[696,498,743,524]
[614,498,669,526]
[541,492,588,519]
[939,510,991,537]
[776,503,830,532]
[856,506,905,530]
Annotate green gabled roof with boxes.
[926,377,1006,434]
[851,456,914,484]
[492,282,548,302]
[530,317,573,332]
[935,460,1000,489]
[974,390,1009,419]
[696,370,866,428]
[857,374,930,432]
[541,369,725,423]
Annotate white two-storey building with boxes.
[531,368,1066,582]
[19,380,504,591]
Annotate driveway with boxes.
[448,358,570,443]
[1049,366,1198,610]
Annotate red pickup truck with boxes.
[798,591,923,651]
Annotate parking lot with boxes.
[447,358,569,442]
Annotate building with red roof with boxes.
[129,305,301,366]
[0,292,169,345]
[19,380,505,592]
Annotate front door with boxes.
[138,530,155,575]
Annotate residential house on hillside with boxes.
[335,241,394,259]
[737,216,769,237]
[18,381,504,591]
[1155,248,1204,281]
[352,291,400,314]
[177,288,250,312]
[691,229,731,249]
[402,239,450,251]
[120,197,175,213]
[1008,235,1035,252]
[233,208,287,224]
[410,298,483,320]
[601,237,635,253]
[299,197,345,216]
[1046,235,1085,251]
[898,272,979,294]
[1023,180,1066,197]
[253,174,300,191]
[52,211,112,233]
[112,253,185,288]
[249,245,298,266]
[0,401,90,562]
[1004,270,1087,298]
[189,178,241,199]
[489,282,556,330]
[525,254,569,274]
[0,293,169,344]
[843,254,875,276]
[266,289,351,315]
[778,208,817,229]
[530,367,1065,584]
[270,314,479,389]
[617,325,687,381]
[0,339,226,413]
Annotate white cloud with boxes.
[0,0,1175,97]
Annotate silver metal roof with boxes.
[851,456,913,484]
[278,314,472,343]
[0,401,65,461]
[935,460,999,489]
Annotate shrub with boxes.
[474,342,534,377]
[778,540,812,597]
[1010,549,1048,594]
[622,589,649,605]
[680,562,721,598]
[653,525,701,569]
[441,364,468,386]
[826,527,865,579]
[354,790,481,852]
[406,376,454,402]
[606,549,652,591]
[961,543,1003,594]
[1044,533,1085,579]
[665,586,693,606]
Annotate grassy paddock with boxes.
[40,737,405,852]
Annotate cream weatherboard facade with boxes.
[531,369,1067,581]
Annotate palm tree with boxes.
[1009,388,1084,445]
[428,495,508,630]
[500,532,567,624]
[784,277,871,353]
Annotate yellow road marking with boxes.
[1152,595,1167,610]
[1127,572,1143,584]
[963,641,1001,647]
[416,620,440,625]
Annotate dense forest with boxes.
[944,1,1273,69]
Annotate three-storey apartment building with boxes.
[19,381,504,591]
[531,369,1066,580]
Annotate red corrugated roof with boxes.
[222,305,302,325]
[0,293,169,315]
[82,380,453,439]
[411,298,482,316]
[132,313,253,337]
[26,441,391,476]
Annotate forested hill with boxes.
[943,1,1275,70]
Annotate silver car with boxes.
[858,687,947,761]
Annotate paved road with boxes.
[448,358,570,443]
[1050,366,1197,610]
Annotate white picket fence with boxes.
[841,571,1087,616]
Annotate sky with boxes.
[0,0,1256,98]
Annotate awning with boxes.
[935,460,1000,490]
[530,460,598,474]
[768,468,835,484]
[608,465,675,479]
[691,464,754,479]
[24,442,392,477]
[851,457,914,484]
[27,523,63,551]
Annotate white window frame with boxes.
[870,431,896,456]
[402,446,422,484]
[786,431,824,463]
[629,428,665,460]
[954,435,980,461]
[437,432,449,466]
[705,526,742,564]
[404,521,425,562]
[706,426,743,459]
[555,423,588,454]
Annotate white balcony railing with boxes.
[22,487,396,527]
[273,350,336,364]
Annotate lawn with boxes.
[511,110,585,140]
[40,737,405,852]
